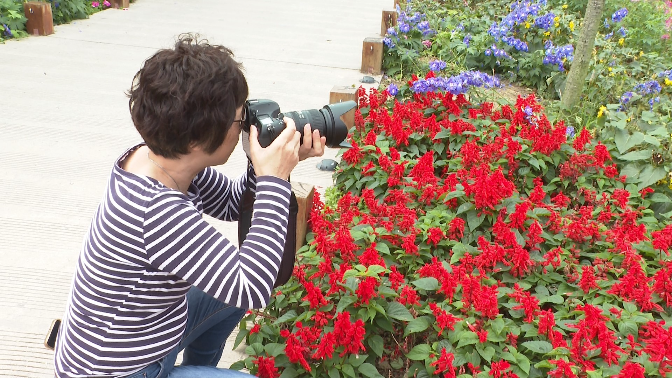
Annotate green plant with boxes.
[232,78,672,378]
[0,0,27,42]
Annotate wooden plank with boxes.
[329,85,357,129]
[381,10,398,36]
[23,2,54,36]
[361,37,384,75]
[291,181,314,253]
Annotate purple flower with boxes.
[566,126,576,138]
[463,34,472,46]
[618,27,627,37]
[620,91,634,105]
[535,13,555,30]
[612,8,628,23]
[399,22,411,34]
[387,83,399,96]
[387,27,397,37]
[429,60,447,72]
[383,37,395,48]
[410,71,501,95]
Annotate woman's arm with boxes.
[143,176,289,309]
[193,162,257,222]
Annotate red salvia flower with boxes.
[342,140,363,164]
[477,329,488,343]
[448,217,465,240]
[509,284,540,322]
[427,227,445,246]
[399,285,421,306]
[509,201,530,229]
[301,281,328,309]
[402,232,419,255]
[282,330,311,372]
[489,360,517,378]
[429,348,456,377]
[355,276,379,305]
[578,265,599,293]
[254,355,280,378]
[429,303,461,336]
[572,128,591,151]
[529,177,546,204]
[388,266,405,291]
[311,331,336,360]
[652,224,672,253]
[250,324,261,334]
[551,192,571,208]
[653,262,672,308]
[615,362,645,378]
[548,359,577,378]
[611,188,631,209]
[640,187,655,198]
[593,142,611,167]
[359,243,386,268]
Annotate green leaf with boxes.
[637,166,667,190]
[233,327,248,349]
[342,363,356,377]
[279,367,298,378]
[467,209,485,231]
[618,320,638,336]
[337,295,357,312]
[329,367,340,378]
[406,344,431,360]
[411,277,439,291]
[615,129,645,154]
[456,332,479,348]
[358,363,384,378]
[619,149,652,161]
[545,295,564,304]
[387,301,415,322]
[516,354,531,374]
[274,310,297,325]
[405,317,431,336]
[229,360,247,370]
[650,193,672,203]
[368,335,384,357]
[491,317,505,335]
[457,202,474,215]
[264,343,285,357]
[477,345,496,362]
[521,340,553,354]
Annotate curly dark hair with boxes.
[127,33,248,158]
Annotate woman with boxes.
[54,33,326,378]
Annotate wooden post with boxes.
[381,10,397,36]
[361,37,384,75]
[23,2,54,36]
[110,0,130,9]
[394,0,401,9]
[329,86,357,129]
[291,182,315,253]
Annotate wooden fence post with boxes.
[329,86,357,128]
[361,37,384,75]
[110,0,130,9]
[291,182,315,253]
[23,2,54,36]
[381,10,397,36]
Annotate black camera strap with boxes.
[238,173,298,288]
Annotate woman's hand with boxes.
[248,118,301,180]
[298,124,326,161]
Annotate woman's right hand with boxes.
[248,117,301,180]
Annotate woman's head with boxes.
[128,33,248,158]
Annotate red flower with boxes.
[551,192,571,208]
[427,227,445,246]
[301,281,328,309]
[548,359,577,378]
[254,355,280,378]
[611,188,631,209]
[250,324,261,334]
[282,331,311,372]
[652,224,672,253]
[615,362,645,378]
[355,276,379,305]
[402,232,419,255]
[509,284,539,322]
[429,348,456,377]
[578,265,599,293]
[477,329,488,343]
[572,128,591,151]
[640,187,655,198]
[538,309,556,337]
[311,331,336,360]
[653,262,672,308]
[489,360,517,378]
[448,217,465,240]
[342,140,363,164]
[399,285,421,306]
[388,266,405,291]
[430,303,461,336]
[509,201,530,229]
[464,166,515,210]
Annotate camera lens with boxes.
[282,101,354,148]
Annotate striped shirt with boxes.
[54,144,290,377]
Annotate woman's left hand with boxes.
[298,124,327,161]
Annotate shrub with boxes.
[0,0,27,41]
[233,73,672,378]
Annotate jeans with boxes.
[124,287,252,378]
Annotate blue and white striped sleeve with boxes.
[142,176,290,309]
[193,163,257,221]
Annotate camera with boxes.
[242,99,356,148]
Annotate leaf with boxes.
[328,367,340,378]
[456,331,479,348]
[615,129,645,154]
[264,343,285,357]
[637,166,667,190]
[545,295,564,304]
[411,277,439,291]
[467,209,485,231]
[337,295,357,312]
[358,363,385,378]
[279,367,298,378]
[619,149,652,161]
[491,317,505,335]
[405,317,431,336]
[368,335,384,357]
[516,354,531,374]
[406,344,431,360]
[273,310,297,325]
[387,301,415,322]
[650,193,672,203]
[342,363,356,377]
[618,320,638,336]
[477,345,496,362]
[521,340,553,354]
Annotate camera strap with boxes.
[238,172,298,288]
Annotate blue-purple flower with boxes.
[566,126,576,138]
[429,60,447,72]
[383,37,395,48]
[463,34,472,47]
[410,71,501,95]
[534,13,555,30]
[2,24,13,38]
[387,83,399,97]
[612,8,628,23]
[543,42,574,71]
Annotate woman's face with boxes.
[207,106,244,165]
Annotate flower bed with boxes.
[233,72,672,378]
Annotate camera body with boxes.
[243,99,355,148]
